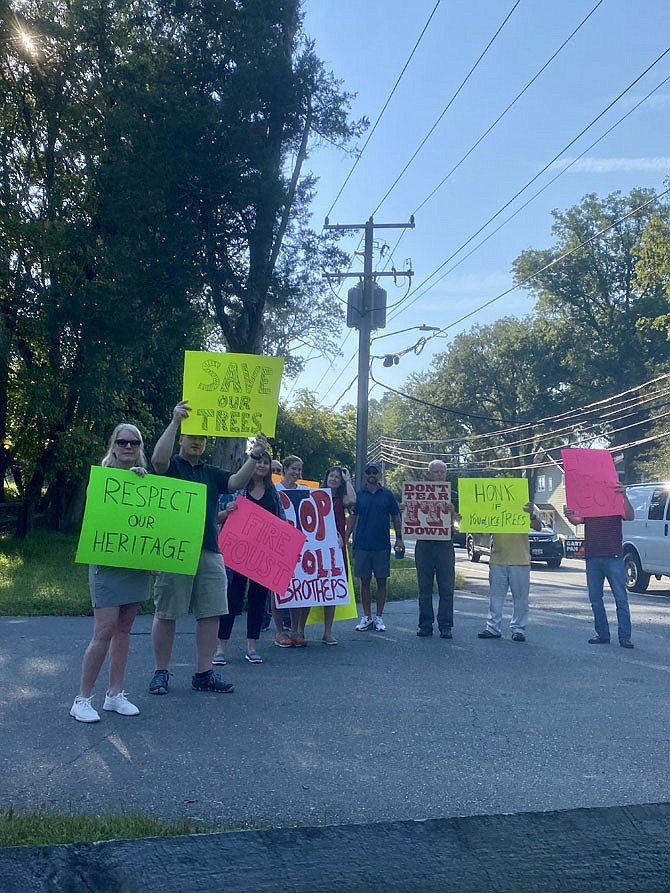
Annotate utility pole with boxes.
[324,215,414,489]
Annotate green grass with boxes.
[351,554,463,602]
[0,530,154,616]
[0,530,91,615]
[0,530,463,616]
[0,807,210,847]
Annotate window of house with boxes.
[536,475,546,492]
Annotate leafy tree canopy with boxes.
[274,390,355,482]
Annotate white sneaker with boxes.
[373,615,386,632]
[70,696,101,723]
[103,690,140,716]
[355,615,374,631]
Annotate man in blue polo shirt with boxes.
[347,462,403,632]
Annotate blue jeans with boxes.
[585,556,631,641]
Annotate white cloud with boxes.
[623,92,670,110]
[548,156,670,174]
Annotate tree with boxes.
[174,0,362,467]
[630,209,670,477]
[1,0,363,532]
[408,317,570,493]
[0,0,207,532]
[636,211,670,335]
[274,390,355,481]
[513,188,670,479]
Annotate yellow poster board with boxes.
[459,478,530,533]
[182,350,284,437]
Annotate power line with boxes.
[391,185,670,345]
[372,0,522,216]
[377,0,605,274]
[373,376,670,467]
[325,184,668,412]
[378,427,670,472]
[324,1,443,219]
[414,0,604,217]
[388,73,670,322]
[304,53,669,410]
[370,370,670,447]
[389,45,670,317]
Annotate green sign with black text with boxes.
[75,467,206,574]
[459,478,530,533]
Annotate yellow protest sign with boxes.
[458,478,530,533]
[181,350,284,437]
[75,467,206,574]
[306,560,358,625]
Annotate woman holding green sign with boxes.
[70,424,150,723]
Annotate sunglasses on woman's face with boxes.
[115,438,141,447]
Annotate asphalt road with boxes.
[2,554,670,831]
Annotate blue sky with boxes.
[281,0,670,408]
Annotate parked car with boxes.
[622,482,670,592]
[466,523,564,568]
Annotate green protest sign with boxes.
[75,467,206,574]
[181,350,284,437]
[458,478,530,533]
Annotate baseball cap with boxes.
[365,462,381,473]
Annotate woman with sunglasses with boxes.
[70,424,150,723]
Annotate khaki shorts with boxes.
[153,550,228,620]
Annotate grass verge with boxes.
[0,530,463,616]
[0,530,154,616]
[0,807,209,848]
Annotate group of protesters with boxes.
[71,403,363,723]
[70,402,635,723]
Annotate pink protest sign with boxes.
[218,496,306,594]
[562,448,624,518]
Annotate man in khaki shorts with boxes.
[149,400,267,695]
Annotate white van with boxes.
[622,482,670,592]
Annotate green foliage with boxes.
[512,188,670,478]
[0,0,363,534]
[631,211,670,478]
[513,189,670,402]
[369,190,670,484]
[636,213,670,336]
[0,529,154,615]
[275,390,356,480]
[373,316,567,484]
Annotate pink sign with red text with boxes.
[562,448,624,518]
[218,496,305,594]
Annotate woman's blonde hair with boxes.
[101,423,148,469]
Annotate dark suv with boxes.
[466,523,564,568]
